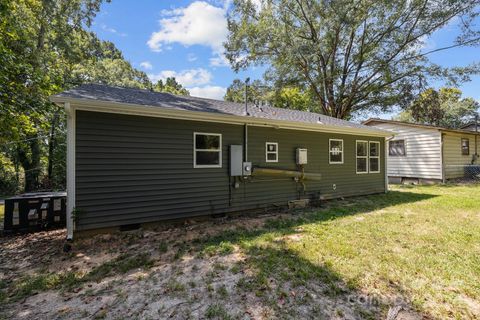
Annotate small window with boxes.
[265,142,278,162]
[389,140,405,156]
[369,141,380,173]
[461,138,470,155]
[356,141,368,174]
[329,139,344,164]
[194,132,222,168]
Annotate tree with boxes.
[395,88,479,128]
[0,0,151,192]
[224,78,312,111]
[153,78,189,96]
[225,0,480,119]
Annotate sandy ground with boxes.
[0,212,420,320]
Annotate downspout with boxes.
[385,136,394,193]
[475,115,478,163]
[441,132,446,184]
[65,102,75,240]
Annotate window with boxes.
[193,133,222,168]
[389,140,406,156]
[329,139,344,164]
[369,141,380,173]
[356,140,368,174]
[265,142,278,162]
[462,138,470,155]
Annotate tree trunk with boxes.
[47,110,59,180]
[17,137,41,192]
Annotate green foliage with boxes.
[225,0,480,119]
[0,0,155,192]
[153,77,189,96]
[224,78,312,111]
[395,87,479,128]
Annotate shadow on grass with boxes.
[194,191,436,318]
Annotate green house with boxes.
[51,84,392,238]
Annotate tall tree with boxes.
[224,78,312,111]
[0,0,151,192]
[225,0,480,119]
[395,87,479,128]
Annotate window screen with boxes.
[329,139,344,164]
[462,138,470,155]
[356,141,368,173]
[265,142,278,162]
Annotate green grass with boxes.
[1,253,154,304]
[198,184,480,319]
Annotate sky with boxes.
[90,0,480,119]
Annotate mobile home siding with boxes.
[75,110,385,231]
[366,123,442,180]
[443,132,478,179]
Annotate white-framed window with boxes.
[265,142,278,162]
[356,140,368,174]
[193,132,222,168]
[369,141,380,173]
[329,139,344,164]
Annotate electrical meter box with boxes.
[242,162,252,176]
[296,148,308,165]
[230,145,243,176]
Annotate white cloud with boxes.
[189,85,227,100]
[101,24,127,37]
[147,1,229,67]
[139,61,153,70]
[148,68,212,87]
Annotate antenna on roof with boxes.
[245,77,250,116]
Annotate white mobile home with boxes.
[364,119,479,183]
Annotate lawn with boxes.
[0,184,479,319]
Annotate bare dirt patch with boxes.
[0,211,416,319]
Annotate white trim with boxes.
[369,141,381,173]
[356,140,369,174]
[385,137,389,193]
[49,97,392,137]
[328,139,344,164]
[65,102,75,240]
[265,142,278,163]
[193,132,222,168]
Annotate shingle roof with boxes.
[52,83,388,134]
[363,118,480,135]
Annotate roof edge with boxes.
[363,118,480,135]
[51,96,393,137]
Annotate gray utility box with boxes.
[230,145,243,176]
[229,145,252,176]
[296,148,308,165]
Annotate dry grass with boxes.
[0,184,479,319]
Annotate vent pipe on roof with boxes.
[244,77,250,116]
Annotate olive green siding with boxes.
[443,132,479,179]
[75,110,385,231]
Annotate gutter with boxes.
[50,96,392,138]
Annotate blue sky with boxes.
[90,0,479,119]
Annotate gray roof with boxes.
[52,83,388,134]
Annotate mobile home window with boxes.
[194,133,222,168]
[461,138,470,155]
[265,142,278,162]
[389,140,405,156]
[369,141,380,173]
[356,141,368,174]
[329,139,344,164]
